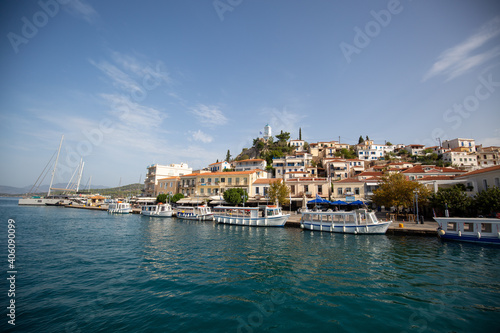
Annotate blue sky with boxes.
[1,0,499,188]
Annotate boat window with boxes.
[447,222,457,231]
[463,223,474,232]
[481,223,492,233]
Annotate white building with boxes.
[357,144,394,160]
[233,159,267,172]
[404,144,426,156]
[144,163,192,196]
[442,138,476,153]
[442,150,478,170]
[208,161,231,172]
[289,139,306,151]
[263,124,272,141]
[272,153,312,178]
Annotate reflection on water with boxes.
[0,200,499,333]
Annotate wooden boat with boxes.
[214,206,289,227]
[141,203,174,217]
[435,217,500,245]
[300,209,392,234]
[176,205,214,221]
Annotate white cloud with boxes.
[422,16,500,82]
[190,104,228,126]
[65,0,99,25]
[263,107,305,135]
[189,130,213,143]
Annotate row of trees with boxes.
[372,173,500,217]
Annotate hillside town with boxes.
[145,124,500,209]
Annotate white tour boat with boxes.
[108,201,132,214]
[214,206,290,227]
[141,203,174,217]
[435,217,500,245]
[176,206,214,221]
[300,209,392,234]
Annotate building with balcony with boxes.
[208,161,231,172]
[155,177,180,196]
[442,150,478,170]
[180,169,269,199]
[273,153,312,178]
[233,159,267,172]
[144,163,192,196]
[442,138,476,153]
[357,143,395,160]
[323,158,366,180]
[476,146,500,168]
[403,144,426,156]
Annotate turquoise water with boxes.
[1,197,499,332]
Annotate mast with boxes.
[76,160,84,192]
[48,135,64,197]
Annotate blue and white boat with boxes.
[176,205,214,221]
[300,209,392,234]
[108,201,132,214]
[435,217,500,245]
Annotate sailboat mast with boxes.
[76,160,84,192]
[48,135,64,197]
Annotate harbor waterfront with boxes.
[1,197,499,332]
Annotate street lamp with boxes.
[413,189,419,224]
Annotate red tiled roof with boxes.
[401,165,465,174]
[455,165,500,177]
[252,178,281,184]
[333,178,363,183]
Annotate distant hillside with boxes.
[87,183,144,198]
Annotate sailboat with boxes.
[18,135,76,206]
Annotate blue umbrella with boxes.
[331,200,348,205]
[349,200,365,205]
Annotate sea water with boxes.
[0,197,499,332]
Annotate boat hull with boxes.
[141,211,173,217]
[215,214,289,227]
[176,213,214,221]
[300,221,391,234]
[18,198,71,206]
[434,217,500,245]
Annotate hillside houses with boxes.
[147,134,500,207]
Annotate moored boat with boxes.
[300,209,392,234]
[214,205,289,227]
[435,217,500,245]
[176,205,214,221]
[141,203,174,217]
[108,201,132,214]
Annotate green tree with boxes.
[268,179,290,207]
[157,193,168,203]
[223,188,248,206]
[335,148,357,159]
[429,185,472,216]
[299,127,302,140]
[358,135,364,144]
[473,186,500,216]
[366,135,370,141]
[226,150,231,162]
[171,193,184,203]
[386,141,393,146]
[275,130,290,142]
[372,173,430,211]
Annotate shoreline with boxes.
[62,204,438,237]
